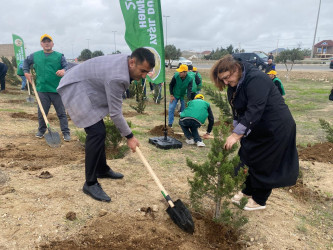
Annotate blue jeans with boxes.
[20,75,27,90]
[168,97,185,125]
[179,118,202,142]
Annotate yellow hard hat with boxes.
[267,70,277,75]
[193,67,198,71]
[176,64,188,72]
[40,34,53,42]
[194,94,204,100]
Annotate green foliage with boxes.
[275,48,304,72]
[11,56,17,68]
[75,130,86,145]
[203,85,232,123]
[128,82,136,99]
[130,81,146,113]
[78,49,92,61]
[74,118,131,159]
[92,50,104,58]
[1,56,20,86]
[112,50,121,54]
[204,45,233,60]
[319,119,333,143]
[165,44,181,66]
[187,113,248,228]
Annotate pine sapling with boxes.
[319,119,333,143]
[187,112,248,228]
[130,81,146,113]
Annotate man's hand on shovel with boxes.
[127,136,140,152]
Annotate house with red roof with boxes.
[314,40,333,58]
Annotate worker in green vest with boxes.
[187,65,202,99]
[23,34,70,141]
[179,94,214,147]
[168,64,193,127]
[267,70,285,96]
[193,66,202,93]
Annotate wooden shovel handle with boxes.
[30,78,50,127]
[136,147,174,207]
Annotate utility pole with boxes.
[163,15,170,46]
[310,0,321,59]
[112,31,117,53]
[71,44,74,59]
[86,39,90,50]
[275,39,279,56]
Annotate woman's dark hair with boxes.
[210,54,241,90]
[131,47,155,68]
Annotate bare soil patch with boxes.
[149,125,182,139]
[298,142,333,163]
[1,76,333,249]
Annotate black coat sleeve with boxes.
[207,106,214,133]
[169,76,176,95]
[239,75,272,131]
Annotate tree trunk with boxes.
[214,172,222,219]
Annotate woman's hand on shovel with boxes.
[127,136,140,152]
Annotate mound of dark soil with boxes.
[149,125,182,139]
[298,142,333,163]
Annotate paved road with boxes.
[196,62,332,71]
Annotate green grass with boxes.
[0,108,25,112]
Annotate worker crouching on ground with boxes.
[179,94,214,147]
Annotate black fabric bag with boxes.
[329,89,333,101]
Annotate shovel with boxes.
[30,78,61,148]
[26,80,34,103]
[136,147,195,234]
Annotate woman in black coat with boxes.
[210,55,299,211]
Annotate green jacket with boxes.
[171,72,192,100]
[180,99,210,124]
[33,50,63,92]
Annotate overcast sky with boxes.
[1,0,332,59]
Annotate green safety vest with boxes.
[33,50,62,92]
[273,77,285,96]
[187,71,198,93]
[180,99,210,124]
[173,72,192,100]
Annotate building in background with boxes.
[314,40,333,59]
[0,44,15,58]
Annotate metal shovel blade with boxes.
[26,96,34,103]
[166,199,195,234]
[44,128,61,148]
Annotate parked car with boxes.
[232,52,268,70]
[330,57,333,69]
[165,57,192,69]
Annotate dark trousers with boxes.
[179,118,202,142]
[37,92,70,135]
[84,120,110,185]
[0,74,6,90]
[242,175,272,206]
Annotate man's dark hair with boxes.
[131,47,155,68]
[188,65,193,71]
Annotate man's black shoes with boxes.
[83,182,111,202]
[96,169,124,179]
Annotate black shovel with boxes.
[26,80,34,103]
[136,147,195,234]
[30,79,61,147]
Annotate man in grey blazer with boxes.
[57,48,155,202]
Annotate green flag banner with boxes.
[12,34,26,75]
[119,0,165,83]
